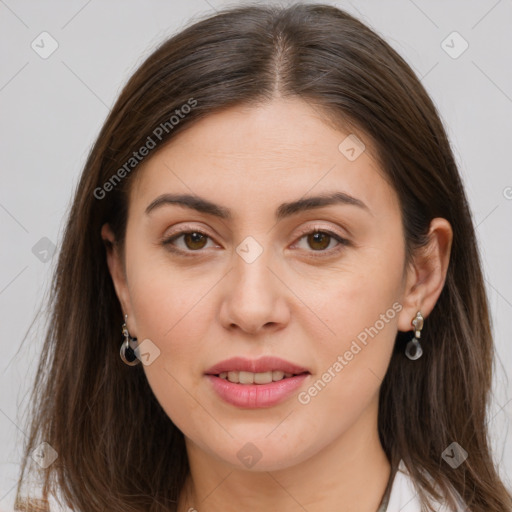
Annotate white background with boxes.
[1,0,511,508]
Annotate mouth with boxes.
[204,356,310,383]
[215,370,309,384]
[204,358,311,408]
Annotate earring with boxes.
[120,314,140,366]
[405,311,424,360]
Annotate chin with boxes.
[196,431,317,472]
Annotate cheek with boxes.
[291,285,400,458]
[126,242,214,341]
[129,275,216,382]
[305,236,404,394]
[128,281,210,438]
[125,251,219,429]
[303,294,399,415]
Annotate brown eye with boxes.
[162,230,214,254]
[306,232,332,251]
[182,232,208,250]
[162,227,349,258]
[293,228,350,257]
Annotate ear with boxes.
[397,217,453,333]
[101,223,134,327]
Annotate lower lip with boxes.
[206,374,309,408]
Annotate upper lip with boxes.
[205,356,310,375]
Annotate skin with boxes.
[102,96,452,512]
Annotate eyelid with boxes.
[162,223,215,240]
[163,222,348,241]
[293,223,348,241]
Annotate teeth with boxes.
[252,371,270,384]
[239,371,254,384]
[218,370,297,384]
[227,371,239,383]
[271,370,284,382]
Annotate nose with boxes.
[219,244,290,335]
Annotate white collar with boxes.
[387,459,467,511]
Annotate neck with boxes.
[177,397,391,512]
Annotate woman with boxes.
[15,3,512,511]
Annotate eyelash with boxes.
[161,225,350,258]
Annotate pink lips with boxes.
[205,356,309,375]
[205,356,310,409]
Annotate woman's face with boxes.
[108,97,415,471]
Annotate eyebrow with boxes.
[145,191,371,220]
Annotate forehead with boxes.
[129,97,398,218]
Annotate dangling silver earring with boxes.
[405,311,424,360]
[120,314,140,366]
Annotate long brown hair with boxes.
[15,3,512,511]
